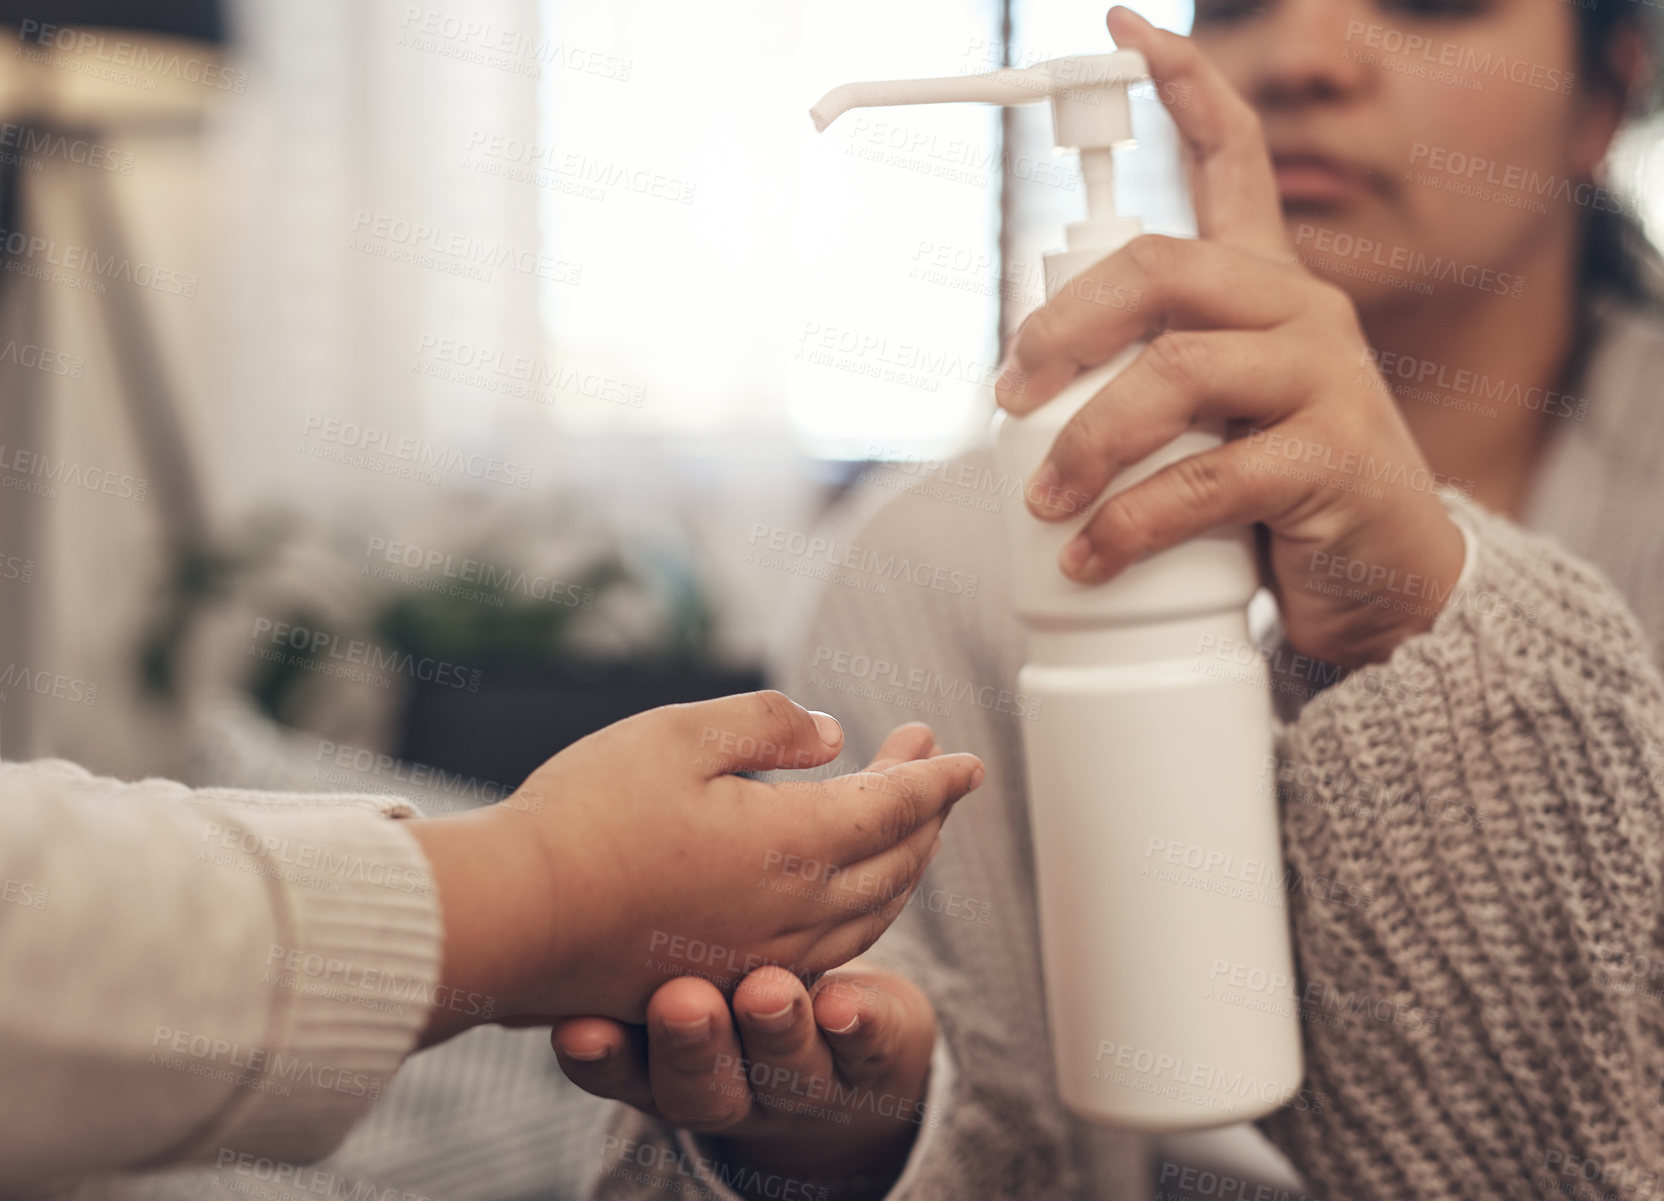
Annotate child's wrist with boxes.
[407,806,567,1043]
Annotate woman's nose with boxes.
[1248,0,1373,108]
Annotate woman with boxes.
[558,2,1664,1199]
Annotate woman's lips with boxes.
[1272,154,1375,205]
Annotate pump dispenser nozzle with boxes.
[811,52,1151,293]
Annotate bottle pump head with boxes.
[811,51,1153,296]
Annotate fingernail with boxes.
[661,1015,710,1045]
[811,711,843,747]
[561,1043,610,1062]
[970,765,986,790]
[749,998,797,1032]
[1028,463,1062,512]
[1061,535,1095,577]
[996,361,1032,406]
[822,1013,860,1036]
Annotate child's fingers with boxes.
[665,690,845,777]
[819,753,984,865]
[863,722,938,773]
[644,977,753,1132]
[552,1017,657,1115]
[803,824,945,971]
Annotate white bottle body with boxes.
[993,350,1304,1131]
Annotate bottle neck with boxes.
[1043,216,1143,298]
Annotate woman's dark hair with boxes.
[1577,0,1663,304]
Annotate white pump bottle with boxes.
[812,53,1303,1131]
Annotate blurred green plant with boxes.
[140,512,720,729]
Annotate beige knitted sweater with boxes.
[593,299,1664,1201]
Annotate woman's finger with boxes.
[731,967,837,1122]
[996,237,1305,415]
[811,969,931,1090]
[1106,6,1287,257]
[552,1017,658,1115]
[1028,329,1314,520]
[644,977,754,1132]
[1061,439,1303,583]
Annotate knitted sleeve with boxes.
[0,760,441,1191]
[1259,498,1664,1201]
